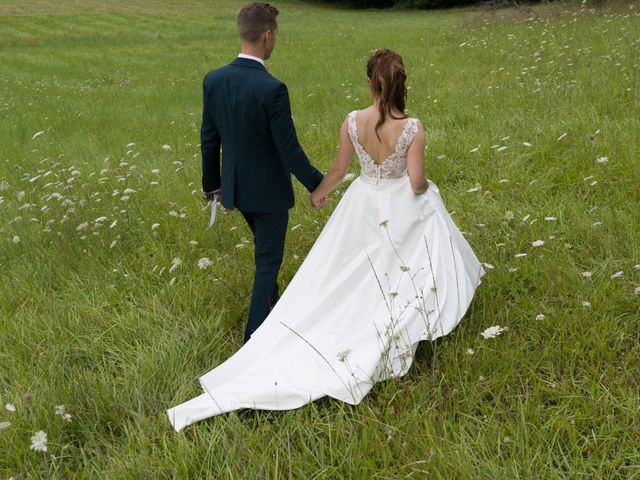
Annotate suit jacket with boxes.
[200,57,323,212]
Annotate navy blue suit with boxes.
[200,57,323,343]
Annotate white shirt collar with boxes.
[237,54,265,67]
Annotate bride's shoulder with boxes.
[406,116,424,132]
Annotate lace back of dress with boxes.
[347,111,419,180]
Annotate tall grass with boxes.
[1,0,639,477]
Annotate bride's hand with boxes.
[310,191,328,209]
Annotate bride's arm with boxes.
[407,123,428,194]
[311,117,354,204]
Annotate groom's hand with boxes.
[204,190,221,203]
[310,192,328,210]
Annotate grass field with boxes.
[1,0,639,477]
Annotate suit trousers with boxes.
[240,210,289,344]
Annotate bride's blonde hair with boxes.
[366,48,408,141]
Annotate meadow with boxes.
[1,0,639,477]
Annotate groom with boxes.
[201,2,326,344]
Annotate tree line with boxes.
[317,0,554,9]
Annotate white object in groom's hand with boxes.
[208,197,217,228]
[203,190,221,228]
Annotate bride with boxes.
[168,48,485,432]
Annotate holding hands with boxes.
[310,191,328,210]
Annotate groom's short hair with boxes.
[237,2,279,43]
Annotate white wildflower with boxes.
[581,271,593,278]
[55,405,72,422]
[151,223,160,230]
[532,240,545,247]
[634,264,640,271]
[497,146,508,152]
[467,186,481,193]
[535,314,545,321]
[169,277,176,286]
[76,222,88,231]
[29,431,48,452]
[582,301,591,308]
[522,142,532,147]
[94,216,108,223]
[120,195,129,201]
[17,191,25,201]
[343,173,356,181]
[505,211,514,220]
[5,403,16,412]
[611,271,623,279]
[189,240,198,246]
[162,144,171,151]
[12,235,20,244]
[515,253,527,258]
[109,240,117,249]
[544,216,557,221]
[0,180,9,191]
[197,257,213,270]
[596,156,608,164]
[466,348,475,355]
[337,349,352,362]
[151,169,160,174]
[110,220,118,229]
[634,287,640,296]
[481,325,506,339]
[169,257,182,273]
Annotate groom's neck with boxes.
[241,43,266,61]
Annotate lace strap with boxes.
[395,118,420,154]
[347,111,358,146]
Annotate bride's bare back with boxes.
[354,106,410,165]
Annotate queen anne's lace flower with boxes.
[55,405,72,422]
[169,258,182,273]
[197,258,213,270]
[29,431,48,452]
[481,325,505,339]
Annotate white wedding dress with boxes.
[168,111,485,431]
